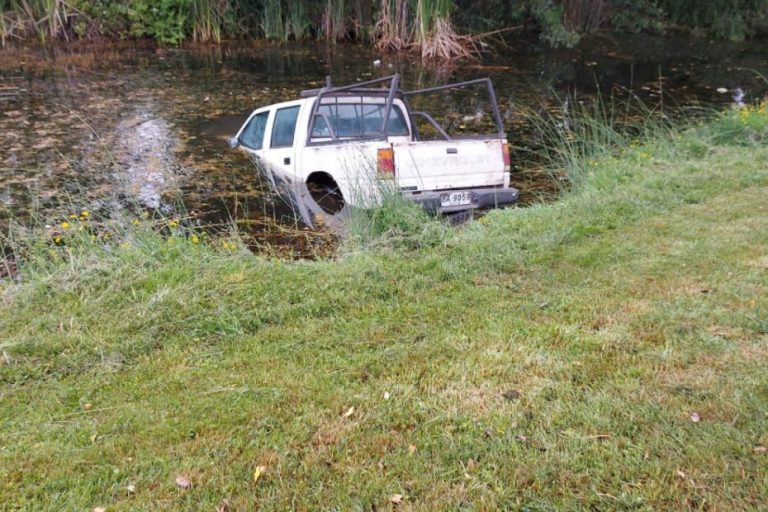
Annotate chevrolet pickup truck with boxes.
[230,74,518,226]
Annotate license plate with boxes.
[440,191,472,207]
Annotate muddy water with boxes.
[1,34,766,250]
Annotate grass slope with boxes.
[1,115,767,510]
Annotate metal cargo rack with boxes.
[300,74,506,146]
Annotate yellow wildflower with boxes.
[69,214,77,219]
[168,219,179,229]
[132,219,140,226]
[80,210,90,219]
[191,235,200,244]
[60,222,71,230]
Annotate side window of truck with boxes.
[239,111,269,150]
[271,106,300,148]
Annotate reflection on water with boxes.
[118,113,179,211]
[1,34,767,249]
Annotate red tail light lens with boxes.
[377,147,395,175]
[502,142,511,169]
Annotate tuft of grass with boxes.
[342,180,449,252]
[284,0,312,40]
[260,0,283,40]
[519,91,688,189]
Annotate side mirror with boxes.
[229,137,239,149]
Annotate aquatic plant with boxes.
[191,0,233,43]
[373,0,410,51]
[260,0,283,39]
[319,0,347,41]
[284,0,312,40]
[372,0,475,60]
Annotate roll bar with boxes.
[302,74,505,146]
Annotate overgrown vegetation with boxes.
[1,98,767,509]
[2,0,768,50]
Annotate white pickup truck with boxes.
[230,74,518,226]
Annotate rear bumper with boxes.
[406,186,519,214]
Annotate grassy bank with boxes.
[1,105,767,510]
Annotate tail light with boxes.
[377,147,395,175]
[502,142,511,170]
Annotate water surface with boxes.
[1,34,766,251]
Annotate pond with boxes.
[1,33,766,254]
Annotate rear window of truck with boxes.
[311,103,408,140]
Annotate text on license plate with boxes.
[440,191,472,207]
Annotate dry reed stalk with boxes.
[373,0,410,52]
[418,17,477,61]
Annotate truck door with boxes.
[237,110,270,160]
[262,105,300,189]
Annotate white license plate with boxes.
[440,191,472,207]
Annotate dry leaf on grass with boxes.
[690,412,701,423]
[216,499,231,512]
[175,475,191,489]
[390,494,403,504]
[343,406,355,418]
[93,508,106,512]
[254,465,267,483]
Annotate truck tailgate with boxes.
[393,138,506,191]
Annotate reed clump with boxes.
[374,0,477,60]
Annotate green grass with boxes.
[1,105,767,510]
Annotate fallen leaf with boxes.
[383,391,390,400]
[216,499,231,512]
[126,484,136,493]
[390,494,403,504]
[515,435,527,442]
[408,444,417,455]
[676,470,686,479]
[754,445,767,454]
[343,406,355,418]
[175,475,191,489]
[93,508,106,512]
[84,403,93,410]
[253,465,267,483]
[466,459,477,472]
[690,412,700,423]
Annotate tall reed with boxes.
[320,0,347,41]
[5,0,73,42]
[374,0,410,51]
[192,0,230,43]
[285,0,311,40]
[261,0,283,40]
